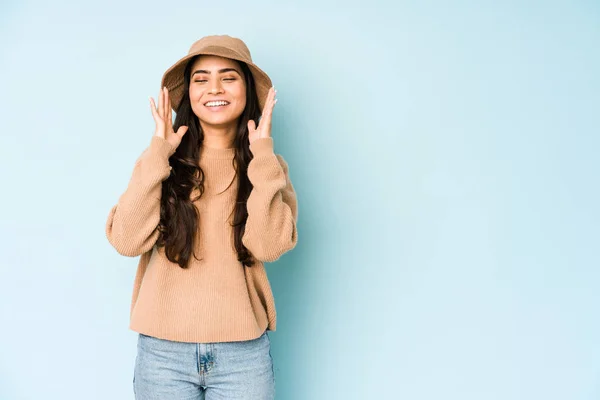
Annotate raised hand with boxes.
[248,87,277,145]
[150,87,188,149]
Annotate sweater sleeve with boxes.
[242,137,299,262]
[105,136,177,257]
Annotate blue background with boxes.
[1,0,598,399]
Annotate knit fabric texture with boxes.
[105,135,298,343]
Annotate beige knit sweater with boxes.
[105,135,298,343]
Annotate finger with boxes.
[264,87,276,117]
[247,119,256,133]
[166,88,172,126]
[157,88,164,119]
[148,96,156,117]
[177,125,188,138]
[165,87,170,122]
[149,97,158,119]
[163,87,168,121]
[263,87,274,115]
[256,92,271,130]
[261,87,276,131]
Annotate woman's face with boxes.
[188,55,247,130]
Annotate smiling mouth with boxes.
[204,101,230,107]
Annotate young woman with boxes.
[105,35,298,399]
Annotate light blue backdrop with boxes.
[1,0,598,399]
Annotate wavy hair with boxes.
[154,55,260,269]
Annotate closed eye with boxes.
[194,78,236,83]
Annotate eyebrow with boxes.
[192,68,241,76]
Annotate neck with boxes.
[200,123,237,149]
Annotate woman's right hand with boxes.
[150,87,188,149]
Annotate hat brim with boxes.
[160,47,272,114]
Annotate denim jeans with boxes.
[133,330,275,399]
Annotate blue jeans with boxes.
[133,330,275,399]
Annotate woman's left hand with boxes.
[248,87,277,145]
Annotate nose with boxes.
[208,83,224,95]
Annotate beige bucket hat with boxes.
[160,35,273,113]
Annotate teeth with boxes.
[205,101,229,107]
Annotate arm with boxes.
[242,137,299,262]
[105,136,176,257]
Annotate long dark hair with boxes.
[154,55,261,269]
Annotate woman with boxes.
[105,34,298,399]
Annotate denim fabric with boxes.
[133,331,275,399]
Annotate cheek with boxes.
[188,88,206,114]
[189,86,201,102]
[237,95,247,110]
[235,87,247,108]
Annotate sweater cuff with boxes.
[150,135,178,158]
[249,137,274,157]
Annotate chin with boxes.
[201,115,237,124]
[200,108,244,122]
